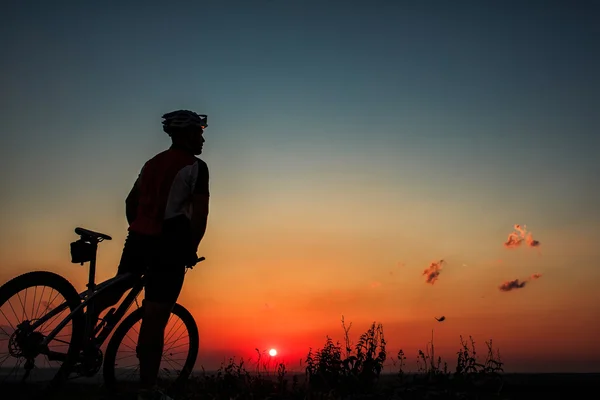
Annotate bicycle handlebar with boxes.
[187,256,206,269]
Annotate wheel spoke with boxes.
[0,275,80,389]
[19,290,28,322]
[105,305,197,390]
[33,286,47,320]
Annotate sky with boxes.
[1,0,599,373]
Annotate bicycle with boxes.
[0,226,202,395]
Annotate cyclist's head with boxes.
[162,110,207,155]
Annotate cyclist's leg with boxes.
[88,279,133,327]
[88,232,145,328]
[137,250,186,391]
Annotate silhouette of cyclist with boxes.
[91,110,209,400]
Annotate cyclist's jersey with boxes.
[128,146,209,237]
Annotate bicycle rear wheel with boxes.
[103,303,199,393]
[0,271,84,393]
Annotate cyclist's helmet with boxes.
[162,110,207,136]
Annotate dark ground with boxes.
[492,373,599,399]
[3,373,599,400]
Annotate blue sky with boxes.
[2,1,598,214]
[1,0,600,371]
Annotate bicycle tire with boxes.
[103,302,199,392]
[0,271,85,390]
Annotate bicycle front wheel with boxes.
[103,303,199,393]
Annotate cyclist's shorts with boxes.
[117,231,187,304]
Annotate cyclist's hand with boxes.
[184,251,200,267]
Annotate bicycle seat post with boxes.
[85,237,99,295]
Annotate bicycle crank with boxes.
[74,347,104,377]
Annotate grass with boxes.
[176,316,506,400]
[11,316,598,399]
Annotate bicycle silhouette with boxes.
[0,227,201,394]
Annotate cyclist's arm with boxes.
[125,169,143,225]
[191,161,210,249]
[125,180,140,225]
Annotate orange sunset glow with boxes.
[2,216,599,373]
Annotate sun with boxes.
[268,348,277,357]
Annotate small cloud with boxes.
[499,279,527,292]
[369,281,382,289]
[423,259,445,285]
[526,233,540,247]
[504,233,523,249]
[499,273,542,292]
[504,224,541,249]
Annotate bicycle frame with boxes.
[37,272,144,354]
[30,231,201,361]
[31,238,145,355]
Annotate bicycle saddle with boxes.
[75,227,112,241]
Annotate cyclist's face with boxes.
[188,127,205,155]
